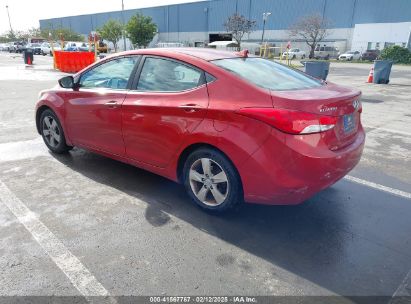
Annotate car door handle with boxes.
[179,104,202,113]
[105,101,119,108]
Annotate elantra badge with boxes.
[320,106,337,113]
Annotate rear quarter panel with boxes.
[167,65,275,182]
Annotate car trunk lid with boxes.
[270,82,362,150]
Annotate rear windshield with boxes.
[212,57,322,91]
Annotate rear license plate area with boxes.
[343,113,356,134]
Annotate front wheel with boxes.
[183,148,242,213]
[40,109,72,154]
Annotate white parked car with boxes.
[0,43,10,51]
[338,51,361,61]
[282,48,306,60]
[41,42,62,56]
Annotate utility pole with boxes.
[261,12,271,44]
[121,0,127,51]
[5,5,14,37]
[261,12,271,57]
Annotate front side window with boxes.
[137,57,203,92]
[212,57,322,91]
[80,56,139,90]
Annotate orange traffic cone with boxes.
[367,67,374,83]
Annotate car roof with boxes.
[120,47,247,61]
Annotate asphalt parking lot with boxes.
[0,53,410,303]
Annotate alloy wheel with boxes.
[42,115,61,148]
[189,158,229,206]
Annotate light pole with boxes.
[5,5,14,37]
[261,12,271,44]
[121,0,127,51]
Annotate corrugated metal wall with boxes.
[40,0,411,35]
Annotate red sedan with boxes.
[35,48,365,212]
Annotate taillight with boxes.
[236,108,337,134]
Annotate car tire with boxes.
[40,109,72,154]
[301,55,305,59]
[292,55,296,59]
[183,148,243,213]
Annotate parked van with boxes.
[314,45,340,60]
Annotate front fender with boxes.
[35,92,72,146]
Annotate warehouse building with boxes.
[39,0,411,53]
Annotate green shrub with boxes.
[380,45,411,64]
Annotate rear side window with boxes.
[137,57,203,92]
[212,57,322,91]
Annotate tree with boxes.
[40,27,84,42]
[126,13,157,49]
[27,27,42,37]
[289,14,330,59]
[97,19,123,52]
[381,45,411,64]
[0,30,15,42]
[224,13,256,50]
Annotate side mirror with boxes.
[58,76,75,89]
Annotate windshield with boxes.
[212,57,322,91]
[346,51,355,54]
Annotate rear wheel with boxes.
[183,148,242,213]
[40,109,72,154]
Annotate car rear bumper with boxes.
[239,126,365,205]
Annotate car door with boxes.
[64,56,140,156]
[122,56,209,168]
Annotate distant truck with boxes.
[313,45,340,60]
[27,37,46,44]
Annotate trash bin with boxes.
[301,61,330,80]
[23,48,34,65]
[373,60,393,84]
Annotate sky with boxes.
[0,0,204,33]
